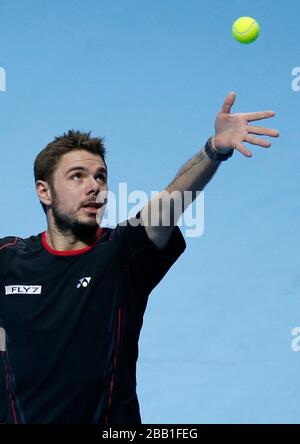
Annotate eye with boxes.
[96,174,106,182]
[71,173,82,180]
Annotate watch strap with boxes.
[205,137,234,161]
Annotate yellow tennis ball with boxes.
[232,16,260,44]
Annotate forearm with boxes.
[166,145,221,201]
[141,143,222,231]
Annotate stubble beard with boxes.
[50,187,98,240]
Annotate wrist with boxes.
[204,137,234,162]
[211,136,234,154]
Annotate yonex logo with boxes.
[77,277,92,288]
[5,285,42,295]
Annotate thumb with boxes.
[220,91,236,114]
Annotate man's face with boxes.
[48,150,108,236]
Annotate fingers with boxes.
[236,142,252,158]
[243,111,275,122]
[220,91,236,114]
[244,134,271,148]
[247,125,280,137]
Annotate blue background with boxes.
[0,0,299,423]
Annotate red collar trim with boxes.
[41,228,103,256]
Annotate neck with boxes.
[46,225,99,252]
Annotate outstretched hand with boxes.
[212,92,279,157]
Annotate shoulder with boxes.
[0,236,18,251]
[0,234,42,254]
[100,213,186,258]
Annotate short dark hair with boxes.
[34,129,107,214]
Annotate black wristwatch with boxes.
[205,137,234,161]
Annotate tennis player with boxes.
[0,92,279,423]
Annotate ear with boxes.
[36,180,52,208]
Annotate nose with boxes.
[86,176,101,194]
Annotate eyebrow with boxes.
[65,166,108,177]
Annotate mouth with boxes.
[82,202,105,215]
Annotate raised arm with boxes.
[141,92,279,249]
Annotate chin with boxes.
[81,216,99,228]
